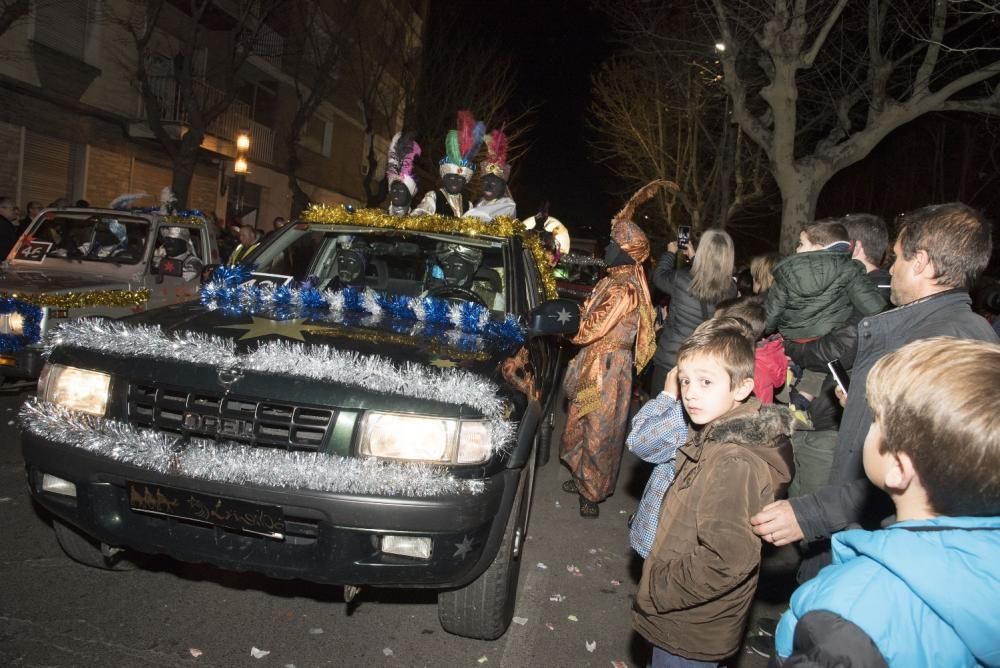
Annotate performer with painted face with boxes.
[466,127,517,222]
[385,132,421,216]
[560,180,676,518]
[411,111,484,218]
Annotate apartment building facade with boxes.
[0,0,426,230]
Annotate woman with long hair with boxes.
[649,228,736,392]
[750,252,780,294]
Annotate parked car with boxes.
[20,207,577,640]
[0,207,219,385]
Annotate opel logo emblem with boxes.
[217,367,243,390]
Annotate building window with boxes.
[301,114,333,158]
[34,0,91,60]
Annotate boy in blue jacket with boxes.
[774,337,1000,667]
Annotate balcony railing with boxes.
[141,75,274,165]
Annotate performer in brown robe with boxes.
[560,180,676,517]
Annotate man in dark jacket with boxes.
[0,196,20,260]
[751,202,998,582]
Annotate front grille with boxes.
[127,383,336,451]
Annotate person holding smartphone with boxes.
[649,227,737,393]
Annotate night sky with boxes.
[430,1,616,243]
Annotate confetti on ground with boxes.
[382,648,393,657]
[6,421,13,426]
[478,657,488,664]
[612,661,629,668]
[588,548,597,554]
[537,562,548,570]
[567,615,579,622]
[586,640,597,653]
[250,647,270,659]
[308,627,324,635]
[555,500,561,508]
[512,616,528,625]
[546,623,555,631]
[610,579,621,586]
[0,497,11,503]
[189,648,202,658]
[549,594,565,602]
[566,564,581,575]
[619,509,628,514]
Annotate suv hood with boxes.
[120,301,517,380]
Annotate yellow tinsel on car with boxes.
[2,289,151,309]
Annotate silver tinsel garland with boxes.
[46,319,515,452]
[21,400,484,497]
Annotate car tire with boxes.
[437,468,528,640]
[52,520,136,571]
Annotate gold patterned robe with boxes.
[559,267,649,502]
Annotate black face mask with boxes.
[442,174,467,195]
[480,174,505,201]
[334,251,365,283]
[389,181,412,208]
[162,238,187,257]
[604,239,634,267]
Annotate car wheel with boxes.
[437,467,529,639]
[52,520,136,571]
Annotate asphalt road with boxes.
[0,390,785,667]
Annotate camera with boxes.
[678,225,691,250]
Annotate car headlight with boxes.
[358,412,492,464]
[0,312,25,335]
[38,363,111,416]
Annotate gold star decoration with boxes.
[429,358,459,369]
[216,317,327,342]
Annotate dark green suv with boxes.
[20,207,578,640]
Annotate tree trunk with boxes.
[777,172,825,254]
[170,131,204,209]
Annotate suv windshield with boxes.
[30,214,150,265]
[250,226,508,312]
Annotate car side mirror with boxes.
[526,298,580,338]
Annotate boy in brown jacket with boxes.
[633,317,794,666]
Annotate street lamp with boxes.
[233,132,251,217]
[714,42,726,52]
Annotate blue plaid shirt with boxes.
[627,392,688,558]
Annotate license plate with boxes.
[127,482,285,539]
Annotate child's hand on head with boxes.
[664,367,680,399]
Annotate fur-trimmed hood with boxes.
[697,399,795,498]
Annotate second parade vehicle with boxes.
[20,206,578,640]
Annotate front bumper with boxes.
[22,430,520,589]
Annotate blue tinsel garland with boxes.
[199,265,525,347]
[0,298,44,353]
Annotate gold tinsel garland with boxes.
[159,215,204,225]
[302,206,557,300]
[304,322,492,362]
[2,289,151,309]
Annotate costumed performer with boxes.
[467,126,516,222]
[411,111,484,218]
[560,179,676,518]
[385,132,421,216]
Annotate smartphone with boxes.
[678,225,691,249]
[827,358,850,395]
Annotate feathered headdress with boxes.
[481,126,511,182]
[386,132,422,196]
[159,187,178,214]
[109,192,150,210]
[440,110,485,179]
